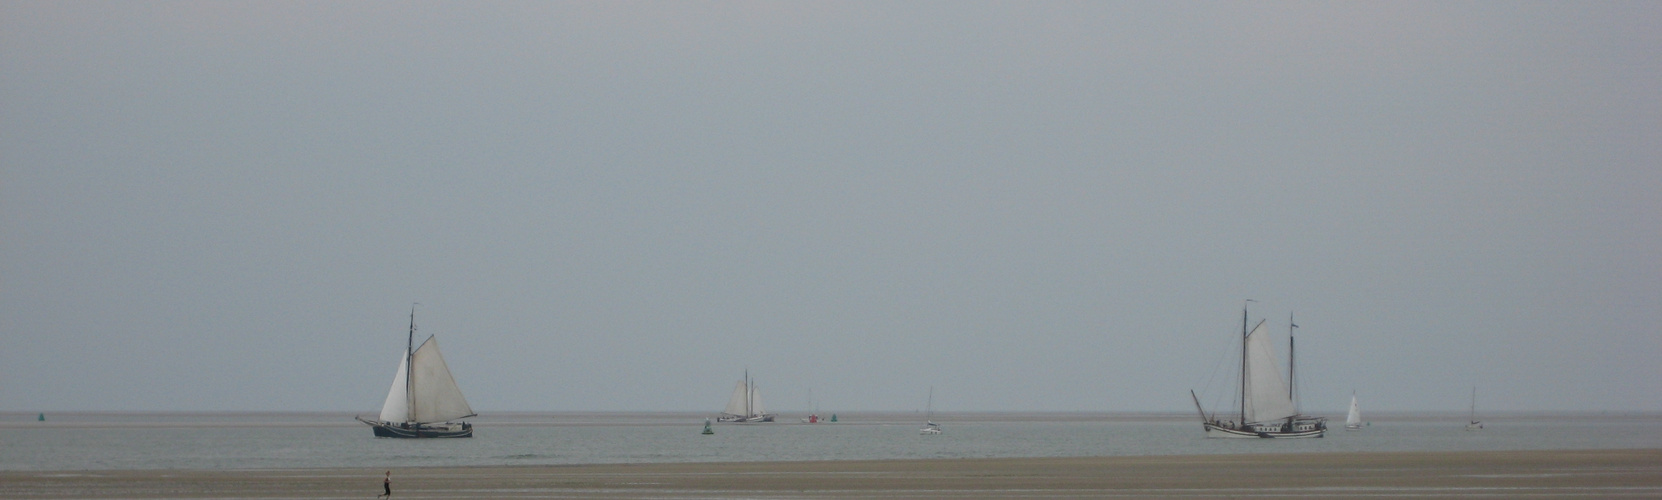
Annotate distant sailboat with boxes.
[1189,303,1327,438]
[801,388,820,423]
[1465,387,1483,430]
[717,370,774,423]
[920,387,942,435]
[1345,392,1362,430]
[356,307,476,438]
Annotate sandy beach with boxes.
[2,448,1657,499]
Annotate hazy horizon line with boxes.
[8,409,1660,416]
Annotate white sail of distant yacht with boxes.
[920,386,942,435]
[718,370,773,422]
[1345,393,1362,430]
[1465,387,1483,430]
[1189,304,1327,438]
[358,307,476,438]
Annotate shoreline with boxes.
[3,448,1658,499]
[6,410,1659,429]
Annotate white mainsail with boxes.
[722,378,767,418]
[724,381,749,416]
[377,336,474,424]
[1241,320,1297,423]
[409,337,474,423]
[1346,394,1362,427]
[378,354,411,423]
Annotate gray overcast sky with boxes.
[2,2,1658,414]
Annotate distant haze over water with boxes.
[3,3,1658,416]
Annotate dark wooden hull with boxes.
[359,417,472,438]
[717,414,776,423]
[1202,419,1325,439]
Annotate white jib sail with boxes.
[1242,320,1298,423]
[408,336,475,423]
[1346,395,1361,426]
[378,353,410,423]
[724,381,749,416]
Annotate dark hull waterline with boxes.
[358,417,472,438]
[1202,421,1325,439]
[716,415,775,423]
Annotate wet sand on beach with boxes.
[3,448,1657,499]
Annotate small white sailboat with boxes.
[1189,304,1327,438]
[357,307,476,438]
[1464,387,1483,430]
[920,387,942,435]
[717,370,774,423]
[1345,392,1363,430]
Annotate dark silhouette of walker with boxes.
[377,471,391,498]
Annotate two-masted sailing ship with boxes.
[1189,305,1327,438]
[357,308,476,438]
[717,371,774,423]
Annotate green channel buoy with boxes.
[39,413,46,422]
[702,418,714,435]
[829,414,837,422]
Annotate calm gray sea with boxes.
[3,412,1658,471]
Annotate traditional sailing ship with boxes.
[1189,305,1327,438]
[357,307,476,438]
[1345,392,1363,430]
[717,371,774,423]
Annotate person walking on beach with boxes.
[377,471,391,498]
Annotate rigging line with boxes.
[1195,320,1238,403]
[1195,319,1245,417]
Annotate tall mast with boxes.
[1469,387,1477,423]
[745,369,751,418]
[926,386,934,421]
[1288,312,1298,413]
[1240,299,1253,424]
[406,304,417,424]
